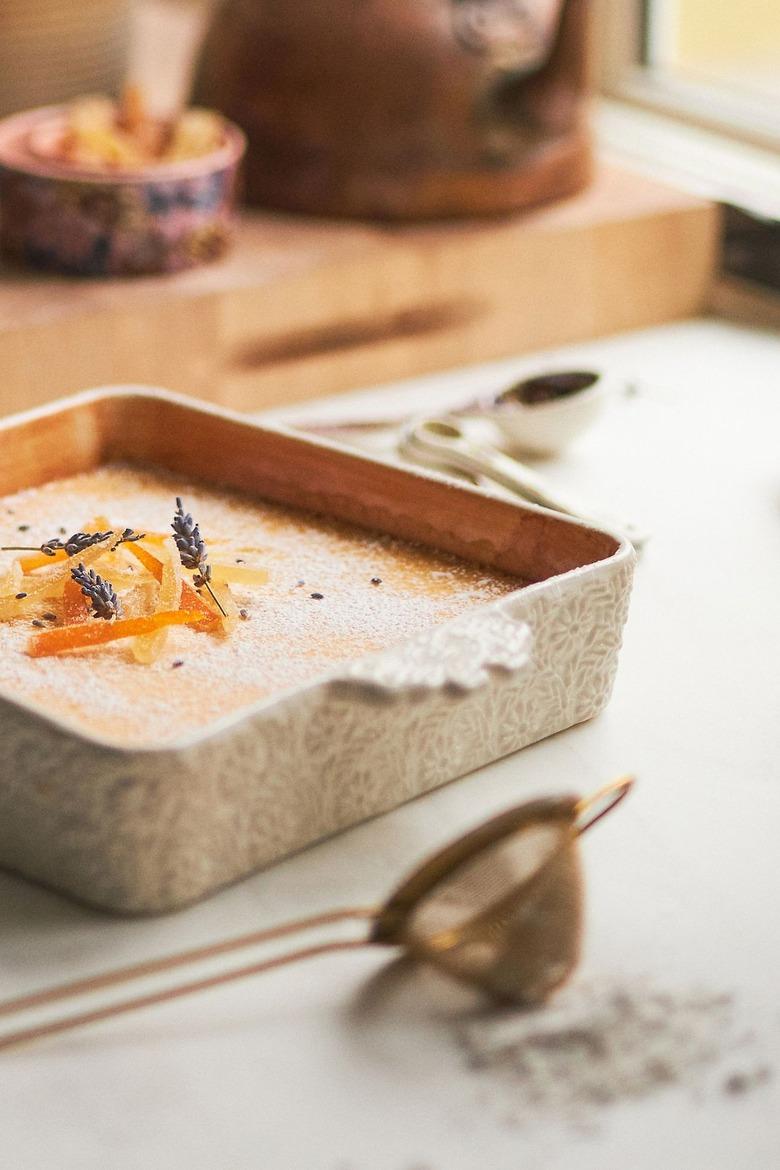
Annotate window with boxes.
[600,0,780,151]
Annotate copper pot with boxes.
[193,0,593,220]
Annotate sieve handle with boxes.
[0,907,376,1053]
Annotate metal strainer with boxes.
[0,777,632,1051]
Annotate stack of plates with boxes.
[0,0,132,117]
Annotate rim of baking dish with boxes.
[0,385,634,755]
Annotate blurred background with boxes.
[0,0,776,413]
[650,0,780,102]
[2,1,778,138]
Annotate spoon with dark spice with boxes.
[499,371,599,405]
[298,369,608,456]
[488,370,606,455]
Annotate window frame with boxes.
[597,0,780,154]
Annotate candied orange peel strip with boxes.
[123,540,166,581]
[62,575,89,625]
[27,610,207,658]
[18,550,68,573]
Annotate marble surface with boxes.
[1,317,779,1168]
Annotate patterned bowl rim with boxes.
[0,103,246,185]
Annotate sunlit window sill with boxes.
[596,98,780,223]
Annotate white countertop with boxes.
[1,317,779,1169]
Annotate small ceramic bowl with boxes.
[0,104,246,276]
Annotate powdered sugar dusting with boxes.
[0,464,523,745]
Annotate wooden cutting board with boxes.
[0,164,718,417]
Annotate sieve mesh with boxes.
[407,822,565,942]
[408,822,584,1004]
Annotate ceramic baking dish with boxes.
[0,387,635,914]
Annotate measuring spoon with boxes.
[399,416,648,548]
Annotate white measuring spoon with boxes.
[399,417,648,548]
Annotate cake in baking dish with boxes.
[0,464,523,745]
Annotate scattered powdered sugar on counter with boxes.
[458,979,771,1127]
[0,464,523,744]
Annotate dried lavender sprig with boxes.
[110,528,146,551]
[60,531,116,557]
[71,563,121,621]
[2,530,114,557]
[171,498,226,617]
[171,499,208,574]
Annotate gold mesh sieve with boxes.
[0,776,632,1051]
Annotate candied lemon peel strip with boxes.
[211,564,268,587]
[131,536,182,665]
[206,577,241,635]
[0,560,24,598]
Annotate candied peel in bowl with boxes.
[26,86,226,172]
